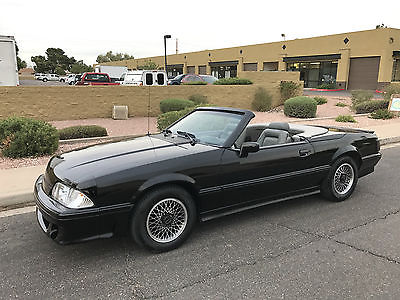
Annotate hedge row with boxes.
[354,99,389,114]
[58,125,108,140]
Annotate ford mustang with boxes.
[34,107,381,252]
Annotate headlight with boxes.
[52,182,94,209]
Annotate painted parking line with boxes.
[0,206,36,218]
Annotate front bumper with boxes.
[34,175,133,244]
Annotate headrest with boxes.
[268,122,290,131]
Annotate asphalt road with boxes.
[1,145,400,299]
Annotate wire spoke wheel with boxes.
[146,198,188,243]
[333,163,354,195]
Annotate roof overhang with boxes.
[283,54,341,63]
[209,60,239,67]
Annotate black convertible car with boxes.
[35,107,381,252]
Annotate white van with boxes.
[119,70,167,86]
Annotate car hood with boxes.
[48,134,217,187]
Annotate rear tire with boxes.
[321,156,358,202]
[131,185,196,252]
[42,78,47,82]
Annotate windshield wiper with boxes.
[177,130,197,145]
[162,128,172,136]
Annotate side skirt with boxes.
[200,188,320,222]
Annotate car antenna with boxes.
[147,85,151,136]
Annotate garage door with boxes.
[348,56,380,90]
[243,63,257,71]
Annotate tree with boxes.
[70,60,93,74]
[96,51,134,63]
[15,43,27,71]
[31,55,50,73]
[31,48,86,74]
[137,60,159,70]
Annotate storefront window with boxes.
[211,65,237,79]
[287,61,337,88]
[392,58,400,82]
[166,67,183,78]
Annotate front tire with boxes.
[321,156,358,202]
[42,78,48,82]
[131,185,196,252]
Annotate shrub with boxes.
[251,87,272,112]
[354,99,389,114]
[280,81,302,101]
[58,125,108,140]
[159,99,194,113]
[182,81,207,85]
[369,109,395,120]
[284,96,317,118]
[157,107,194,130]
[213,78,252,85]
[351,90,373,108]
[313,96,328,105]
[335,115,356,123]
[317,83,336,89]
[188,94,208,105]
[383,84,400,101]
[0,117,59,158]
[336,102,347,107]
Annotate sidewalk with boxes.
[1,122,400,209]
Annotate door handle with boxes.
[299,149,311,157]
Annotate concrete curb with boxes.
[0,192,34,208]
[1,135,400,210]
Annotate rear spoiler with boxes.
[315,125,375,134]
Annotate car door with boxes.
[155,72,166,86]
[216,140,325,210]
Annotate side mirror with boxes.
[239,142,260,158]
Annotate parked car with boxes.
[34,73,45,80]
[59,75,68,83]
[34,107,381,252]
[200,75,218,84]
[66,74,76,85]
[168,74,204,85]
[118,70,167,86]
[75,72,119,86]
[42,74,60,82]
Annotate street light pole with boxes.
[164,35,171,73]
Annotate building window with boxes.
[211,65,237,79]
[198,65,207,75]
[166,66,183,78]
[263,62,278,71]
[392,58,400,82]
[286,61,338,88]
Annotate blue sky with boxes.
[1,0,399,66]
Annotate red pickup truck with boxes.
[75,72,120,86]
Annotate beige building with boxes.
[106,27,400,90]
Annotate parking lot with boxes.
[0,144,400,299]
[19,79,67,86]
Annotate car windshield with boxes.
[172,74,184,81]
[168,110,243,146]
